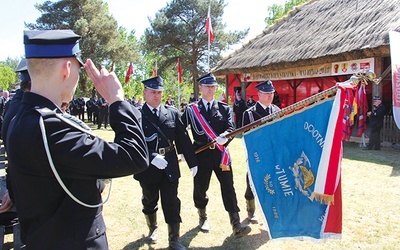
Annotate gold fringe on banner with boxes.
[312,192,335,205]
[220,164,230,171]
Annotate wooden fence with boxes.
[381,115,400,143]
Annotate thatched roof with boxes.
[213,0,400,76]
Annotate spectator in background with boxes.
[91,95,99,125]
[131,96,137,107]
[76,97,85,121]
[135,97,144,109]
[233,92,247,128]
[273,90,281,108]
[180,97,188,113]
[60,102,70,113]
[165,95,175,107]
[125,94,132,105]
[86,96,94,122]
[364,96,386,150]
[189,93,196,103]
[2,91,10,118]
[246,95,256,107]
[98,96,109,129]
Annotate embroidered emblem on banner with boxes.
[289,151,315,199]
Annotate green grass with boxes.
[5,124,400,250]
[99,126,400,250]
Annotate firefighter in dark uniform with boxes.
[242,80,280,224]
[0,59,32,243]
[233,91,247,128]
[76,96,85,121]
[134,76,198,250]
[365,96,386,150]
[5,29,149,249]
[97,96,109,129]
[181,73,251,238]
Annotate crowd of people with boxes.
[0,28,388,250]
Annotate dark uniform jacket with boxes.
[1,89,25,202]
[182,99,234,153]
[369,104,385,128]
[5,92,149,250]
[242,102,281,127]
[134,104,197,183]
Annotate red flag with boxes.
[356,84,368,136]
[152,61,157,77]
[177,58,182,83]
[205,6,214,43]
[124,62,134,83]
[342,89,353,141]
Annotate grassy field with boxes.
[96,126,400,250]
[5,124,400,250]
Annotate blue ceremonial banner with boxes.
[243,98,342,240]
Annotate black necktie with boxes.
[266,107,270,115]
[207,102,212,116]
[153,108,158,120]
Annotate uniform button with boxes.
[96,228,100,235]
[169,175,172,177]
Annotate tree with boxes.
[142,0,248,98]
[0,57,21,90]
[265,0,310,26]
[26,0,141,96]
[0,64,16,91]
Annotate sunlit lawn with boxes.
[4,124,399,250]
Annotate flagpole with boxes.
[207,4,211,72]
[195,70,379,154]
[177,57,182,107]
[178,70,181,108]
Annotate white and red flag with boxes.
[124,62,134,83]
[389,31,400,129]
[205,5,214,43]
[177,58,182,83]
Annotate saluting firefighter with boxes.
[6,29,149,249]
[242,80,281,224]
[134,76,198,250]
[181,73,251,238]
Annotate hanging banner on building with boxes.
[248,64,332,81]
[389,31,400,129]
[243,58,374,82]
[331,58,375,76]
[243,91,344,240]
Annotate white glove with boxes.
[190,166,198,177]
[151,154,168,170]
[180,154,186,162]
[216,135,228,145]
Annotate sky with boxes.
[0,0,286,61]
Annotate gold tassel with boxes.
[220,164,230,171]
[312,192,334,205]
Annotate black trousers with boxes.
[245,173,254,200]
[97,111,108,128]
[139,175,181,224]
[368,126,382,150]
[194,148,240,212]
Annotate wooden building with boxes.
[213,0,400,112]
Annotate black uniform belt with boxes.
[158,145,175,155]
[194,140,215,149]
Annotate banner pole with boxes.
[195,70,379,154]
